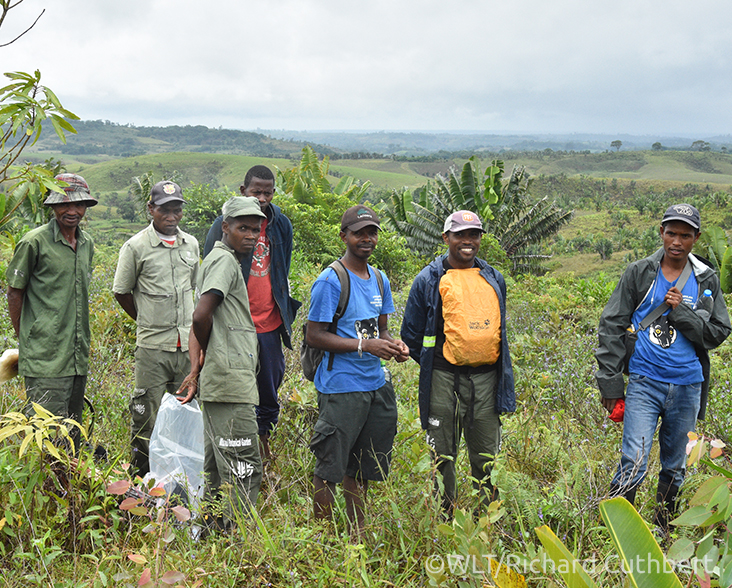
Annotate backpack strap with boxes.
[637,259,693,331]
[325,260,351,371]
[324,261,384,371]
[370,264,384,299]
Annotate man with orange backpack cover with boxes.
[401,210,515,517]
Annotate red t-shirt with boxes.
[247,218,283,333]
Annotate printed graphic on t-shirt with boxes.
[649,315,677,348]
[250,235,270,278]
[354,317,378,340]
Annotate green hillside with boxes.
[59,150,732,203]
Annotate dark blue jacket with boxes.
[400,254,516,430]
[203,202,301,349]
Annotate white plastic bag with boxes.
[146,393,204,507]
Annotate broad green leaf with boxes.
[672,506,717,527]
[721,246,732,294]
[720,553,732,588]
[599,497,683,588]
[690,477,728,506]
[667,538,694,561]
[535,525,599,587]
[128,553,147,565]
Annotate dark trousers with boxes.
[255,329,285,436]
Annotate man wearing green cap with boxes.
[6,173,98,444]
[178,196,266,526]
[113,180,199,477]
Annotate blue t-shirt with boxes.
[629,268,702,384]
[308,264,395,394]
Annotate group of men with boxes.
[6,166,729,536]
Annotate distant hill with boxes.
[259,130,732,156]
[27,120,338,159]
[25,120,732,161]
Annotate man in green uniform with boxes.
[179,196,265,525]
[6,173,97,445]
[113,180,199,477]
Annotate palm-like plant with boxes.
[382,158,573,274]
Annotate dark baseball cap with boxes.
[443,210,485,233]
[662,203,700,230]
[150,181,185,206]
[341,205,380,232]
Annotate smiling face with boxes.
[660,220,699,263]
[148,201,183,236]
[222,215,263,256]
[51,202,87,232]
[341,225,379,261]
[443,228,482,269]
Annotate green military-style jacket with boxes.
[7,219,94,377]
[197,242,258,404]
[113,223,199,352]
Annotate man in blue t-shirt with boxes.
[596,203,730,529]
[306,205,409,538]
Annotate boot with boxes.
[653,481,680,533]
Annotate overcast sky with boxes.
[2,0,731,136]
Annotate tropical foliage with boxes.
[0,71,78,240]
[275,146,423,285]
[694,226,732,293]
[383,158,573,273]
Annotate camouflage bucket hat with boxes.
[43,173,98,207]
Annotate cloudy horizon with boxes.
[3,0,731,136]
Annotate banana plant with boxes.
[537,497,683,588]
[693,226,732,293]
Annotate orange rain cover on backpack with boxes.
[439,268,501,367]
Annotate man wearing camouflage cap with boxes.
[6,173,97,445]
[113,180,199,477]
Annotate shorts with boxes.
[310,381,397,483]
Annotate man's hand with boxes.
[176,349,204,404]
[394,340,410,363]
[363,338,407,361]
[176,371,198,404]
[601,397,617,413]
[664,286,683,310]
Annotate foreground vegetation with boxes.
[4,74,732,583]
[0,233,731,586]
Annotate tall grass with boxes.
[0,241,729,587]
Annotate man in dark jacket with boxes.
[203,166,301,461]
[596,203,730,526]
[401,210,515,516]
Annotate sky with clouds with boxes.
[2,0,731,136]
